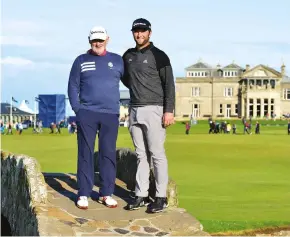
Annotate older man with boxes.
[68,26,124,209]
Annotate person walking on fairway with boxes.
[185,122,190,135]
[122,18,175,213]
[68,26,124,209]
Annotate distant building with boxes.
[175,61,290,119]
[0,103,34,123]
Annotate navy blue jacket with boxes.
[68,51,124,114]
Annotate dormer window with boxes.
[224,71,238,77]
[187,71,209,77]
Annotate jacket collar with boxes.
[135,42,154,53]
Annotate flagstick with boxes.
[10,97,13,124]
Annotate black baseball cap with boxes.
[131,18,151,31]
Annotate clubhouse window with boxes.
[192,87,200,97]
[283,89,290,100]
[224,87,233,97]
[220,104,223,113]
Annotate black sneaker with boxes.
[126,196,151,210]
[147,197,168,213]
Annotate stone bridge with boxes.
[1,149,210,236]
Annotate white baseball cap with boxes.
[88,26,108,41]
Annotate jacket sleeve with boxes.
[152,49,175,113]
[67,57,82,113]
[121,51,130,88]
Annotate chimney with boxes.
[246,64,250,71]
[281,63,285,76]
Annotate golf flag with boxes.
[12,97,18,103]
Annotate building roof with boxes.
[241,64,282,78]
[185,62,211,70]
[261,64,282,77]
[186,61,244,71]
[0,103,34,115]
[223,63,244,70]
[120,90,130,100]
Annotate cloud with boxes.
[0,36,45,47]
[0,56,34,66]
[2,20,42,34]
[1,20,46,47]
[0,56,71,81]
[1,56,70,69]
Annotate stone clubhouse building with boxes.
[175,61,290,119]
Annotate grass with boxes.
[1,120,290,234]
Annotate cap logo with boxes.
[133,23,151,28]
[91,30,105,34]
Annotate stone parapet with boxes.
[95,148,178,207]
[1,151,47,235]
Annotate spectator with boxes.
[6,123,13,135]
[232,124,237,134]
[50,123,55,134]
[255,122,260,134]
[226,123,231,134]
[18,122,23,135]
[56,122,61,134]
[185,122,190,135]
[38,120,43,133]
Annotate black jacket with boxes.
[122,43,175,113]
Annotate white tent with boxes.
[18,100,36,114]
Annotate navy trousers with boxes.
[76,109,119,197]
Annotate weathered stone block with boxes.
[94,148,178,207]
[1,150,48,235]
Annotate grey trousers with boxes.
[129,105,168,198]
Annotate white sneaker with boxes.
[76,196,88,209]
[98,196,118,208]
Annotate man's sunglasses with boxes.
[90,39,105,43]
[132,28,149,33]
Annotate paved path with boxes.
[36,173,210,236]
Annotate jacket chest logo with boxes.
[108,62,113,69]
[127,58,148,64]
[81,62,96,72]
